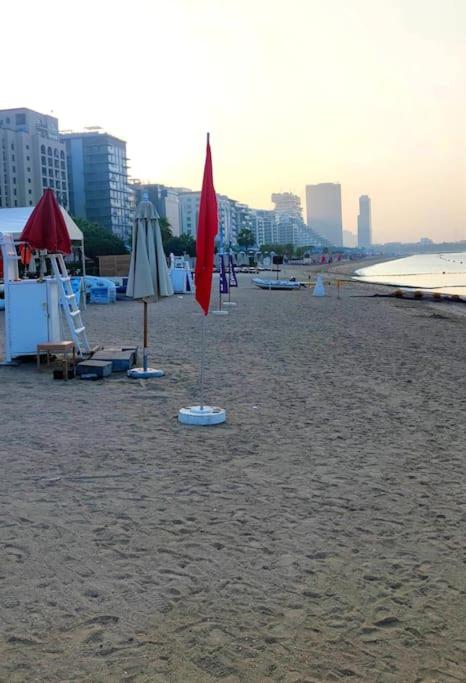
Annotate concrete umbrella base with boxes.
[178,405,226,426]
[128,367,164,379]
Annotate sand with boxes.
[0,267,465,682]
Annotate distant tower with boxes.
[306,183,343,247]
[271,192,303,221]
[357,195,372,248]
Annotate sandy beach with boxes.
[0,268,465,682]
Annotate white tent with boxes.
[0,206,83,241]
[0,205,86,276]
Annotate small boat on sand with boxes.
[252,277,303,290]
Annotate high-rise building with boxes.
[343,230,357,248]
[306,183,343,247]
[61,130,132,242]
[0,107,69,209]
[178,188,331,249]
[130,182,184,236]
[357,195,372,248]
[179,191,239,245]
[271,192,303,221]
[253,209,277,246]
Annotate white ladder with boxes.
[49,254,90,357]
[0,233,19,281]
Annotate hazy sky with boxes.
[2,0,465,242]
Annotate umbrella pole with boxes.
[143,299,148,372]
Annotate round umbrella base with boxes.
[223,302,237,306]
[178,405,226,426]
[211,310,229,316]
[128,367,165,379]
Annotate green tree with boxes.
[73,217,128,258]
[294,246,306,258]
[237,228,255,250]
[284,243,294,257]
[164,233,196,257]
[158,217,173,245]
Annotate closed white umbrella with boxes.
[126,199,172,378]
[126,203,155,300]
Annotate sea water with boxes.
[354,252,466,297]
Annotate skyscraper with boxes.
[61,130,132,242]
[306,183,343,247]
[357,195,372,248]
[0,108,69,209]
[130,182,183,236]
[178,191,239,244]
[271,192,303,221]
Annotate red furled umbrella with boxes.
[195,133,218,315]
[20,189,72,254]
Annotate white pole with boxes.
[81,240,87,310]
[200,314,206,410]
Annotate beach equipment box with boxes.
[4,279,61,357]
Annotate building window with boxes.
[26,144,30,150]
[60,150,65,159]
[47,146,52,155]
[54,159,59,168]
[54,149,59,158]
[61,171,66,179]
[27,167,31,172]
[41,155,46,164]
[42,177,47,186]
[11,143,14,150]
[28,189,32,194]
[26,155,30,161]
[41,144,45,153]
[60,161,65,169]
[29,201,33,205]
[15,113,26,125]
[28,178,31,183]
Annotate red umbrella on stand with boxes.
[20,189,72,255]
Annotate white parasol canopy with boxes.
[126,199,173,378]
[126,200,173,299]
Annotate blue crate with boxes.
[90,286,117,304]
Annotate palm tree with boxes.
[158,217,173,245]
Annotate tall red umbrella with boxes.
[20,189,72,254]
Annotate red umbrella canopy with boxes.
[20,189,72,254]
